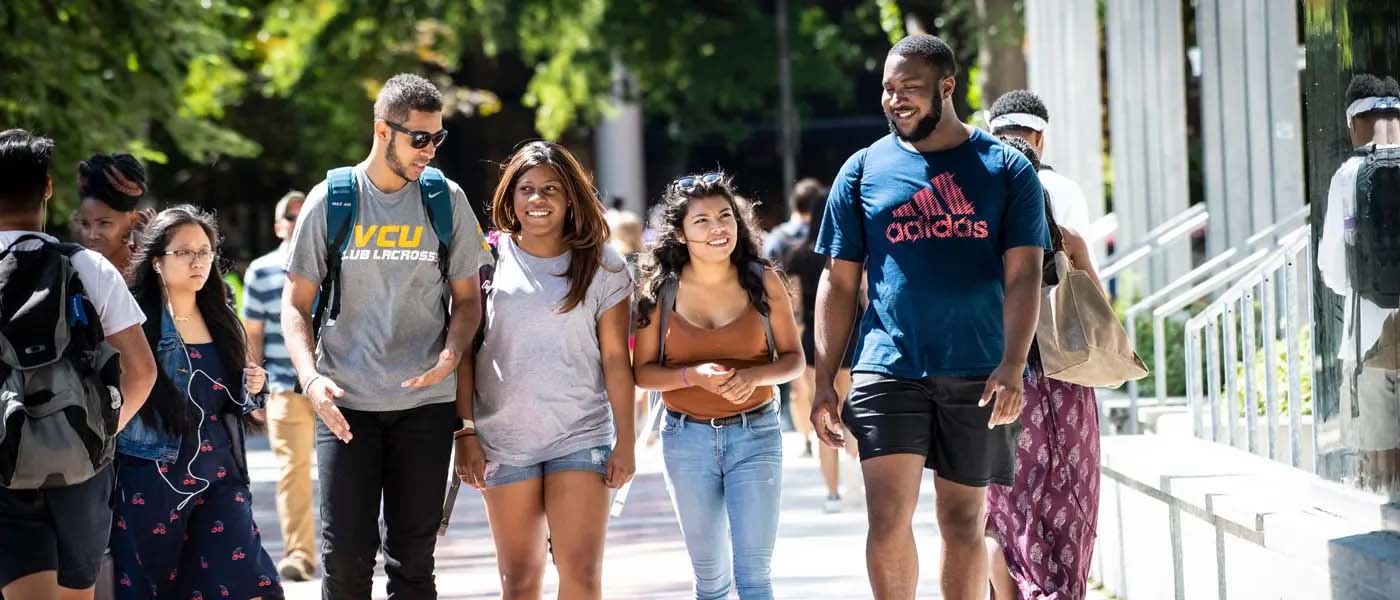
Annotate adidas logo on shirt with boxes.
[885,173,989,243]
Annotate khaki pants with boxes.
[266,390,317,567]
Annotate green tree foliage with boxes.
[0,1,259,209]
[505,0,891,142]
[2,0,921,214]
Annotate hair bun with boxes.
[78,153,146,211]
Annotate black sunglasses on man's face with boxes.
[385,121,448,149]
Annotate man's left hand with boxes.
[402,349,459,388]
[979,361,1027,429]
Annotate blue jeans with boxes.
[482,445,612,488]
[660,405,783,600]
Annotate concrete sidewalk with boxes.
[246,432,1109,599]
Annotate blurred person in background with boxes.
[783,189,862,513]
[241,190,318,582]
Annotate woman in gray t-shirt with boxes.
[455,141,635,597]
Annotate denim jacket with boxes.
[116,307,266,478]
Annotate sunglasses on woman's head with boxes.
[671,172,724,192]
[385,121,449,149]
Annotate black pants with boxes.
[317,402,456,600]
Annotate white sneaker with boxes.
[823,494,843,513]
[842,460,865,508]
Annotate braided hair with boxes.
[77,153,146,212]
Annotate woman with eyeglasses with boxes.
[633,173,804,600]
[455,141,635,600]
[71,153,155,280]
[110,206,282,600]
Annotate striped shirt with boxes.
[242,244,297,393]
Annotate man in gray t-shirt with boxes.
[281,74,492,599]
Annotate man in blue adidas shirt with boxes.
[282,74,493,599]
[808,35,1048,600]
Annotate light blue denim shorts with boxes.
[483,444,612,488]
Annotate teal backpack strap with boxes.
[311,167,358,335]
[418,166,453,282]
[749,262,778,362]
[325,167,359,253]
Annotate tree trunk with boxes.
[976,0,1027,108]
[898,0,980,120]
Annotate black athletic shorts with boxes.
[0,464,116,589]
[842,371,1019,487]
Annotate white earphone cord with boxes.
[154,275,252,510]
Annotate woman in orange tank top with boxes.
[634,172,804,600]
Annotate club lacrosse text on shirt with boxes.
[815,129,1049,379]
[341,224,440,263]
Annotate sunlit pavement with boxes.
[246,431,1109,599]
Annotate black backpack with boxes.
[1350,145,1400,309]
[0,236,122,489]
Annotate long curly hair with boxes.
[635,172,771,329]
[489,141,610,313]
[128,205,249,435]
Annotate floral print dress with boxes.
[110,343,282,599]
[986,352,1101,599]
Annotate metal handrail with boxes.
[1083,212,1119,246]
[1120,205,1311,430]
[1099,203,1209,281]
[1241,204,1310,248]
[1107,248,1273,433]
[1183,226,1312,469]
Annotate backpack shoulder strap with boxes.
[1375,145,1400,162]
[50,241,86,258]
[325,167,358,254]
[312,167,358,333]
[418,167,453,247]
[0,233,53,259]
[49,243,102,344]
[472,232,501,353]
[419,167,453,282]
[749,262,778,363]
[656,277,678,367]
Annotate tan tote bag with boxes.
[1036,225,1149,389]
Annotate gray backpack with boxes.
[0,235,122,489]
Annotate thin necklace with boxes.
[169,299,195,322]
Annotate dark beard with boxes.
[887,103,942,144]
[384,135,417,182]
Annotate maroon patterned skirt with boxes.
[986,359,1101,599]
